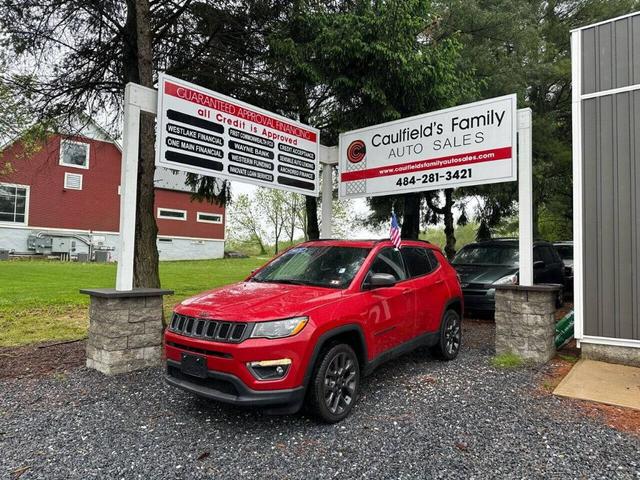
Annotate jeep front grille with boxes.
[169,314,250,343]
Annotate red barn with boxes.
[0,122,225,260]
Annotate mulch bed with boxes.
[537,347,640,436]
[0,339,86,380]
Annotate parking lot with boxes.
[1,321,638,480]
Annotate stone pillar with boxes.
[494,284,560,364]
[80,288,174,375]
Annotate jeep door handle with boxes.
[434,279,445,286]
[402,288,412,295]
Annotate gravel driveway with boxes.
[1,322,638,480]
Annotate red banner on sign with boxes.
[164,82,317,143]
[340,147,512,182]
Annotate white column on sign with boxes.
[517,108,534,286]
[115,85,140,291]
[320,146,338,239]
[115,83,158,291]
[320,164,333,238]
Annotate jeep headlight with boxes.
[493,273,518,286]
[250,316,308,339]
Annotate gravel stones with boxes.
[1,322,638,479]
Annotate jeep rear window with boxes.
[251,246,370,289]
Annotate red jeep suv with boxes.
[164,239,463,422]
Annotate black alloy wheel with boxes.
[308,344,360,423]
[432,309,462,360]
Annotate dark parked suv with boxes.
[554,241,573,296]
[452,239,565,314]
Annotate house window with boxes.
[197,212,223,224]
[0,183,28,224]
[59,140,90,169]
[157,208,187,221]
[64,172,83,190]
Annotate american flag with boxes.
[389,212,402,249]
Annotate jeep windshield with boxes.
[251,246,370,289]
[452,245,519,266]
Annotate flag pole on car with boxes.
[389,209,402,250]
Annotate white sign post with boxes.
[338,94,517,198]
[156,74,320,196]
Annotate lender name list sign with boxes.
[157,74,320,195]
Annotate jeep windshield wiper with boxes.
[249,277,308,285]
[269,279,309,286]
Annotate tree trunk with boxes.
[274,210,280,254]
[400,193,421,239]
[253,230,267,255]
[291,46,320,243]
[289,216,295,243]
[131,0,160,288]
[442,188,456,260]
[300,207,309,241]
[306,196,320,240]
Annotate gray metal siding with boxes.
[581,91,640,340]
[581,16,640,94]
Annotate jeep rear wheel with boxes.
[432,309,462,360]
[307,344,360,423]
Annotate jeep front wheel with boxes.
[307,344,360,423]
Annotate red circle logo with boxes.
[347,140,366,163]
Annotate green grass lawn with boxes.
[0,256,268,347]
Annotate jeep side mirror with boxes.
[368,273,397,289]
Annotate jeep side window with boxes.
[366,248,407,283]
[426,249,440,271]
[401,247,436,278]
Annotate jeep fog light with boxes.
[247,358,292,380]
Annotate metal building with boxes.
[572,12,640,365]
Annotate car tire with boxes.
[307,343,360,423]
[431,309,462,361]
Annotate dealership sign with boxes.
[156,74,320,195]
[338,94,517,198]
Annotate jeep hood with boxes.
[176,281,343,321]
